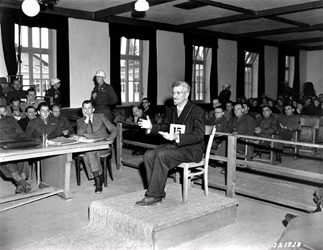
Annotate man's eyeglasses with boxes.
[171,91,187,96]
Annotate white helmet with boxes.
[50,78,61,85]
[95,70,106,78]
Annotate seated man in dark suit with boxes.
[136,81,205,207]
[0,105,32,194]
[25,102,63,140]
[77,100,118,194]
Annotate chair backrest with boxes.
[204,126,216,163]
[300,117,320,129]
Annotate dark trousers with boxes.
[144,144,197,198]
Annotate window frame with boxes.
[14,24,56,98]
[120,37,143,105]
[191,45,208,102]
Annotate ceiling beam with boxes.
[279,37,323,44]
[236,23,323,38]
[191,0,256,15]
[266,16,310,28]
[178,0,323,29]
[94,0,176,20]
[298,45,323,51]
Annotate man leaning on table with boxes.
[77,100,118,194]
[0,105,32,194]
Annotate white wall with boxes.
[304,50,323,95]
[69,18,110,107]
[156,30,185,105]
[0,26,8,77]
[218,39,237,101]
[264,46,278,99]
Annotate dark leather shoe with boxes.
[94,176,103,194]
[135,197,162,207]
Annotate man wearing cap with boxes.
[91,70,118,122]
[45,78,62,106]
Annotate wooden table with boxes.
[0,140,111,211]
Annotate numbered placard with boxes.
[170,124,186,135]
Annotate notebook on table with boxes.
[0,138,42,150]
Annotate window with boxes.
[192,46,209,101]
[284,55,295,87]
[14,24,56,98]
[120,37,143,104]
[244,51,259,99]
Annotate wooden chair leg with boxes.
[75,156,82,186]
[100,157,108,187]
[182,167,188,203]
[204,172,208,196]
[36,161,41,186]
[107,154,113,181]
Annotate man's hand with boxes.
[92,92,97,99]
[138,116,152,130]
[158,131,178,141]
[62,129,69,136]
[255,127,261,134]
[84,115,90,124]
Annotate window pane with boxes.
[134,39,139,56]
[285,56,289,67]
[21,52,29,83]
[134,82,140,102]
[120,59,126,83]
[128,60,134,81]
[128,81,133,102]
[32,27,40,48]
[121,37,127,55]
[21,26,28,47]
[14,24,19,47]
[42,54,49,82]
[41,28,49,49]
[121,83,126,103]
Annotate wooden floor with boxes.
[121,147,323,212]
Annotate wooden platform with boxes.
[90,183,238,250]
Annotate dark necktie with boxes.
[89,119,94,133]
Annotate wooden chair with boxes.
[74,148,113,187]
[252,134,280,164]
[176,125,216,203]
[296,117,320,155]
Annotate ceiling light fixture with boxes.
[21,0,59,17]
[135,0,150,12]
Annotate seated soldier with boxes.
[25,102,63,140]
[77,100,118,193]
[21,88,44,112]
[7,98,25,121]
[215,103,255,159]
[254,105,278,139]
[223,101,233,121]
[51,104,74,136]
[18,106,37,131]
[141,97,155,121]
[209,106,229,150]
[278,104,300,141]
[0,105,32,194]
[204,98,221,125]
[124,106,162,155]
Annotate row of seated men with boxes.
[123,98,299,160]
[0,100,118,195]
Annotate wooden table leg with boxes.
[40,153,72,199]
